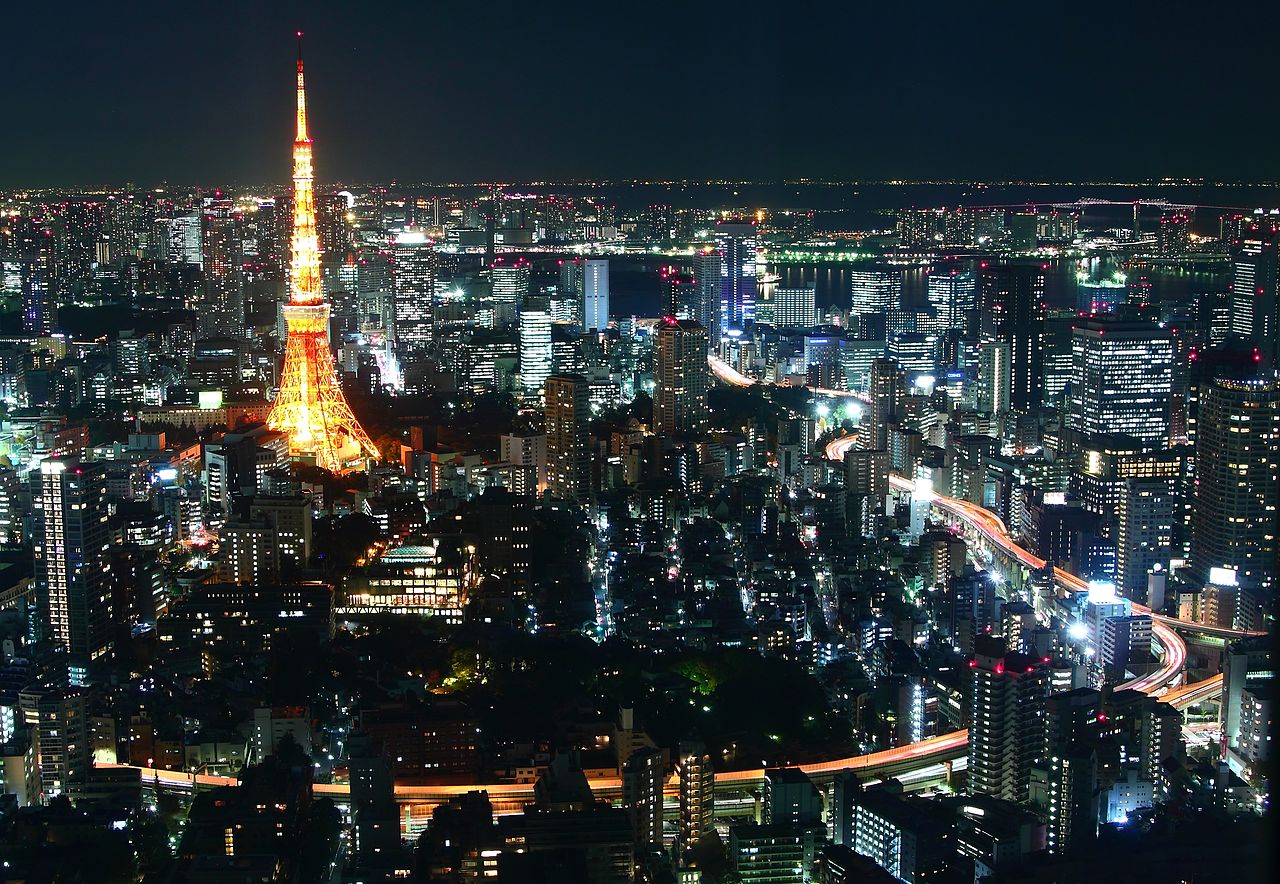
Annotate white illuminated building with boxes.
[519,298,554,396]
[583,259,610,332]
[1069,318,1173,444]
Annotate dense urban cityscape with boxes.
[0,9,1276,884]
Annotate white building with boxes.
[583,259,610,332]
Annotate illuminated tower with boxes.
[267,35,377,473]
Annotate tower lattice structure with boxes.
[267,36,378,473]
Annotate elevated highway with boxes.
[99,420,1237,831]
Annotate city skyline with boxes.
[0,12,1274,884]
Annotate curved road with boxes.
[100,407,1236,823]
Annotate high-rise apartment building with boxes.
[652,319,710,436]
[621,746,664,849]
[968,635,1049,803]
[1042,688,1103,856]
[31,457,113,662]
[13,218,56,337]
[1190,378,1280,596]
[677,740,714,855]
[544,374,590,502]
[715,220,757,332]
[693,250,722,342]
[1068,318,1174,445]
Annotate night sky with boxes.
[4,0,1278,187]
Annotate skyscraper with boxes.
[864,357,905,450]
[491,257,531,323]
[715,220,757,332]
[659,265,698,320]
[926,269,977,333]
[165,213,203,268]
[694,249,722,342]
[391,230,436,354]
[519,296,554,396]
[1068,318,1174,445]
[266,38,378,473]
[850,268,902,317]
[621,746,664,850]
[772,283,817,329]
[976,337,1012,415]
[1228,220,1280,368]
[677,740,714,855]
[1191,378,1280,597]
[544,374,590,502]
[981,263,1047,411]
[31,457,113,662]
[652,318,710,436]
[16,219,55,336]
[583,258,610,333]
[1114,477,1176,604]
[968,635,1049,803]
[557,258,584,325]
[200,199,246,339]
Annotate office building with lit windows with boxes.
[391,230,437,353]
[519,296,554,395]
[850,268,902,317]
[771,283,817,329]
[1068,318,1173,445]
[927,270,977,332]
[1228,220,1279,367]
[491,258,531,310]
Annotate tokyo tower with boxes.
[267,35,378,473]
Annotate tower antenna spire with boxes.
[269,34,379,472]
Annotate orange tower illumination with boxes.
[267,34,378,473]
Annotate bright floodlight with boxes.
[1068,621,1089,641]
[1086,580,1118,604]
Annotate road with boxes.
[102,405,1235,825]
[710,354,871,403]
[822,432,1259,643]
[105,665,1219,817]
